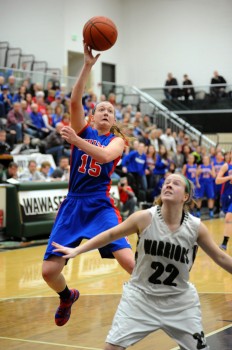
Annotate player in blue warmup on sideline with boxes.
[195,155,216,219]
[216,149,232,250]
[42,42,135,327]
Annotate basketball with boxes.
[83,16,118,51]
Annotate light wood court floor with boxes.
[0,218,232,349]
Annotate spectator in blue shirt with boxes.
[29,103,49,138]
[51,105,63,127]
[121,142,148,199]
[13,85,27,103]
[153,144,171,193]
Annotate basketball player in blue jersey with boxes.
[195,155,216,219]
[182,153,199,214]
[52,173,232,350]
[182,153,197,186]
[216,149,232,250]
[42,42,135,327]
[213,150,224,215]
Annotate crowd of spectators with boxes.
[0,73,72,159]
[0,71,230,219]
[113,120,230,219]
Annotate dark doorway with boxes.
[101,62,116,97]
[67,51,92,93]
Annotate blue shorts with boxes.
[195,181,215,199]
[44,192,131,260]
[221,193,232,214]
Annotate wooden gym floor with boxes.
[0,217,232,349]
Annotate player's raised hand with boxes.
[83,42,100,66]
[52,242,79,259]
[60,126,78,144]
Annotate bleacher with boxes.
[0,40,61,75]
[139,84,232,138]
[0,39,231,231]
[0,41,63,91]
[1,40,232,157]
[1,40,231,148]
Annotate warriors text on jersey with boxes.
[130,205,200,295]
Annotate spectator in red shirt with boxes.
[35,91,47,115]
[118,177,137,218]
[60,113,70,126]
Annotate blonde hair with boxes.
[110,124,131,145]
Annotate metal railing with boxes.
[101,82,217,150]
[0,66,76,93]
[134,86,218,149]
[204,134,232,152]
[142,84,232,114]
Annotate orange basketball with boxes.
[83,16,118,51]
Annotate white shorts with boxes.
[106,283,209,349]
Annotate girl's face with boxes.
[26,93,32,102]
[138,143,145,155]
[216,152,224,162]
[42,165,50,174]
[203,156,210,165]
[188,154,195,164]
[20,86,26,94]
[123,112,130,122]
[56,106,62,115]
[47,107,52,115]
[159,145,166,155]
[183,145,190,154]
[225,151,232,163]
[201,147,207,155]
[148,145,155,154]
[210,147,216,155]
[161,174,188,204]
[133,140,139,150]
[92,102,115,130]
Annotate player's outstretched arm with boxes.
[197,222,232,274]
[52,210,151,259]
[70,43,100,133]
[215,163,231,185]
